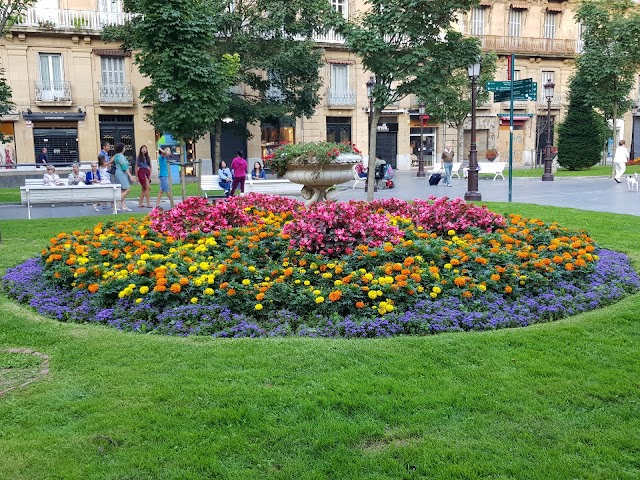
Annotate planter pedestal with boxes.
[285,153,361,205]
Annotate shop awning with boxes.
[22,111,86,121]
[510,4,529,9]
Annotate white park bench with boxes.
[463,162,506,181]
[426,162,463,178]
[200,174,301,199]
[20,184,122,219]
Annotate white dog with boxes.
[628,173,639,191]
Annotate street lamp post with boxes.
[631,103,638,162]
[542,78,555,182]
[464,58,482,201]
[366,75,377,193]
[417,102,426,177]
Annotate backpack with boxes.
[108,161,117,176]
[384,164,394,180]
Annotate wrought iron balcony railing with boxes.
[16,8,134,31]
[99,82,133,103]
[328,89,356,106]
[35,81,72,102]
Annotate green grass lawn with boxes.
[510,164,640,178]
[0,206,639,479]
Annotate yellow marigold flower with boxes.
[255,304,263,310]
[385,304,394,312]
[264,277,271,281]
[188,265,198,273]
[315,296,325,304]
[203,288,214,295]
[313,289,321,296]
[294,279,301,284]
[242,279,251,286]
[478,285,487,292]
[444,263,452,269]
[118,291,126,298]
[432,286,442,294]
[139,286,149,294]
[430,292,437,298]
[368,290,378,300]
[190,297,198,304]
[363,273,373,281]
[135,298,142,304]
[378,307,387,314]
[334,280,343,287]
[417,286,424,293]
[248,266,256,272]
[322,272,332,279]
[359,268,367,274]
[304,280,310,286]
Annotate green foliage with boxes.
[264,141,360,176]
[105,0,239,143]
[0,207,640,478]
[575,0,640,143]
[420,52,497,129]
[0,70,13,144]
[0,0,37,33]
[558,77,609,170]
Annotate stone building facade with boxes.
[0,1,632,170]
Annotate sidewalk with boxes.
[0,172,637,220]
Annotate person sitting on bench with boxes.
[43,165,63,186]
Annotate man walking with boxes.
[156,147,174,208]
[37,147,48,166]
[613,139,629,183]
[441,144,454,187]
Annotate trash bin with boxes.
[170,164,180,185]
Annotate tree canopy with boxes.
[338,0,482,200]
[574,0,640,147]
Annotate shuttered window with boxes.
[101,57,125,84]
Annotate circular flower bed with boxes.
[3,194,639,338]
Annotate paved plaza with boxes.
[0,171,638,220]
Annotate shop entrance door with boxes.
[99,115,135,165]
[376,132,397,168]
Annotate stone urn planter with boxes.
[285,153,361,205]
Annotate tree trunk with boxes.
[457,125,465,165]
[214,119,222,174]
[611,106,617,178]
[366,108,380,202]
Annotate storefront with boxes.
[261,120,295,159]
[408,113,436,167]
[22,111,85,166]
[0,116,18,168]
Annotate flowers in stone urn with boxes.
[485,148,498,161]
[264,142,361,177]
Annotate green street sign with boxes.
[486,81,512,92]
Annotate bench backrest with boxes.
[25,178,44,186]
[200,174,220,190]
[21,184,122,205]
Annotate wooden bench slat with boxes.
[20,184,122,219]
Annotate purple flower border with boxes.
[3,249,639,338]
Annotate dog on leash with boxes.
[628,173,639,191]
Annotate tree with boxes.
[575,0,640,168]
[339,0,482,201]
[0,1,36,142]
[0,0,36,33]
[419,52,497,163]
[558,77,608,170]
[211,0,338,166]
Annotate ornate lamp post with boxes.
[542,78,555,182]
[464,58,482,201]
[631,103,638,162]
[366,75,377,193]
[417,102,426,177]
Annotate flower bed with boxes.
[3,194,639,338]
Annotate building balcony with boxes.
[537,94,565,109]
[15,8,134,32]
[327,90,356,107]
[311,30,345,45]
[464,32,581,58]
[99,82,134,105]
[34,81,72,105]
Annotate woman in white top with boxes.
[43,165,63,186]
[613,139,629,183]
[98,154,111,184]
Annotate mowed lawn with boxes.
[0,204,638,480]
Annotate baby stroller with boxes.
[375,163,395,189]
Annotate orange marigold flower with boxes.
[355,301,365,308]
[454,277,466,287]
[474,257,488,265]
[403,257,415,266]
[231,252,241,259]
[227,288,236,296]
[383,245,394,252]
[410,273,421,282]
[154,285,167,292]
[179,277,189,286]
[490,274,501,281]
[328,290,342,302]
[170,284,182,294]
[565,263,575,271]
[54,271,61,278]
[88,283,99,293]
[504,285,513,293]
[157,278,168,286]
[552,256,564,264]
[462,291,473,299]
[256,293,265,301]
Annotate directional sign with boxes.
[486,81,512,92]
[493,81,538,102]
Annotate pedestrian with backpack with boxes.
[441,144,454,187]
